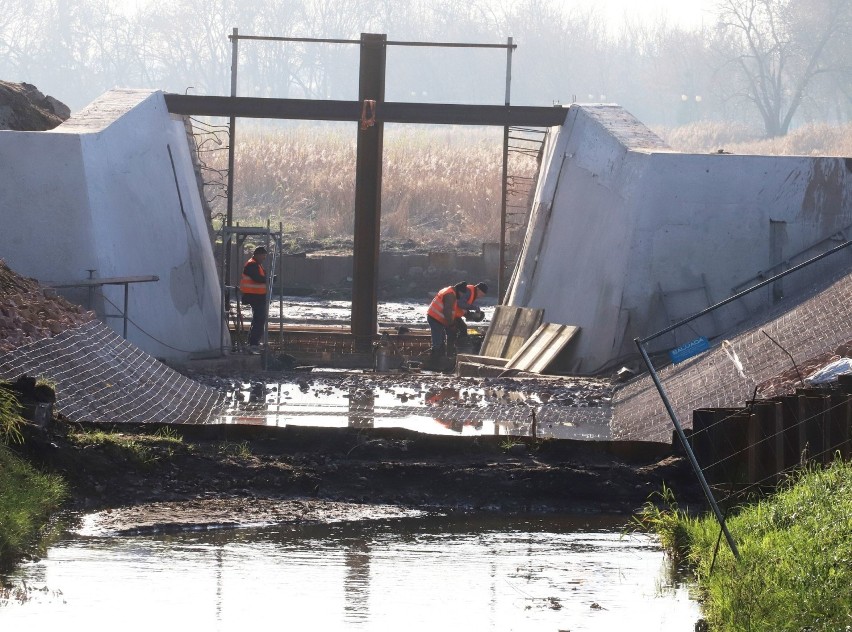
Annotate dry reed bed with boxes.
[209,125,533,246]
[208,122,852,247]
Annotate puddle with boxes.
[0,514,701,631]
[218,375,613,439]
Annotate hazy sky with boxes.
[118,0,717,32]
[593,0,714,29]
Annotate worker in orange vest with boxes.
[426,281,487,362]
[240,246,268,354]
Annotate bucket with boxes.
[375,346,393,372]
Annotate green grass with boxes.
[68,427,186,464]
[0,445,67,568]
[0,386,24,444]
[217,440,252,459]
[644,460,852,631]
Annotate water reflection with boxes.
[1,515,700,631]
[348,388,375,429]
[220,380,612,440]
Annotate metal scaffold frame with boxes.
[219,224,284,366]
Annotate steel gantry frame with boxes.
[165,31,568,348]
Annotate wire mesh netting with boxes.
[0,321,225,425]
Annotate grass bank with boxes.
[640,460,852,631]
[0,445,66,569]
[0,388,66,569]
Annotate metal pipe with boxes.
[226,27,239,287]
[636,338,741,560]
[226,33,516,49]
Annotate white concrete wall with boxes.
[0,89,223,360]
[507,105,852,373]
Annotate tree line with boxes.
[1,0,851,137]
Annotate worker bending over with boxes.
[240,246,268,354]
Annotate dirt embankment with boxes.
[0,260,96,354]
[0,80,69,131]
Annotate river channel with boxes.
[1,513,701,631]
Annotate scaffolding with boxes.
[219,224,284,366]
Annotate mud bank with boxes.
[13,413,703,536]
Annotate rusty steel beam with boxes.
[351,33,386,345]
[164,94,567,127]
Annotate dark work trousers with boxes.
[242,293,268,346]
[427,314,457,354]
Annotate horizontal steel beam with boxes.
[164,94,568,127]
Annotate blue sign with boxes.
[669,336,710,364]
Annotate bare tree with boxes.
[713,0,852,136]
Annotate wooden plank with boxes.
[455,354,508,367]
[480,305,544,359]
[504,323,579,373]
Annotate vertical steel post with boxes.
[123,283,129,339]
[351,33,386,348]
[226,27,239,286]
[498,37,513,302]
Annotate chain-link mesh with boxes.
[0,321,225,425]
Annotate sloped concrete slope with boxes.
[0,89,222,361]
[507,104,852,373]
[0,320,224,424]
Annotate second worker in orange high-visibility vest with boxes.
[426,281,469,359]
[240,246,268,353]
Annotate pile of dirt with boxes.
[0,260,95,354]
[0,80,69,131]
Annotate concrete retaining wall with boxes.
[0,89,223,360]
[221,245,498,299]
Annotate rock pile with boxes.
[0,259,95,354]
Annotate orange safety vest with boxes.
[240,257,266,295]
[453,284,478,319]
[426,286,457,325]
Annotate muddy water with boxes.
[1,514,700,631]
